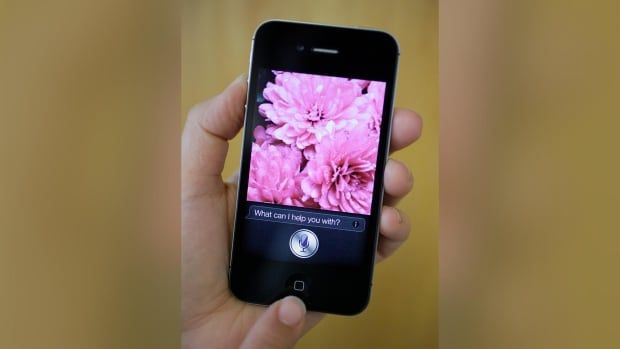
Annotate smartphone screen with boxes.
[230,21,399,315]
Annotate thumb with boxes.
[240,296,307,349]
[182,75,247,198]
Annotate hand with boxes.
[182,75,422,349]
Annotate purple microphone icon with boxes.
[298,234,309,252]
[290,229,319,258]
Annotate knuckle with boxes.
[187,99,213,123]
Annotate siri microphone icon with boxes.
[299,233,309,252]
[290,229,319,258]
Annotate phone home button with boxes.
[286,274,309,295]
[293,280,305,292]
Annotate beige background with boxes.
[3,0,619,348]
[183,0,438,347]
[440,1,620,348]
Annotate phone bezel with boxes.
[229,20,399,315]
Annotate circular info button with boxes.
[289,229,319,259]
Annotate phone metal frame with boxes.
[228,20,400,315]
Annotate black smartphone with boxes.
[229,20,399,315]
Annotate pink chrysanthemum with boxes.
[247,142,304,206]
[300,129,379,214]
[355,81,386,134]
[258,72,365,150]
[252,125,279,146]
[351,79,370,89]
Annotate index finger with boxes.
[389,108,423,153]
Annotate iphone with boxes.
[229,20,399,315]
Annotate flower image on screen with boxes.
[247,70,386,215]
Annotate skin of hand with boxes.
[182,75,422,349]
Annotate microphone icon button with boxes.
[289,229,319,258]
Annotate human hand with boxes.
[182,75,422,349]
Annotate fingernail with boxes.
[278,296,306,327]
[236,73,247,84]
[227,74,246,89]
[395,207,403,224]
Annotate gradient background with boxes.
[183,1,438,347]
[1,1,180,348]
[440,1,620,347]
[3,0,619,348]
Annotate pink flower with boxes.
[355,81,386,134]
[351,79,370,89]
[300,129,379,214]
[367,81,386,132]
[252,125,279,146]
[247,142,304,206]
[258,72,364,150]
